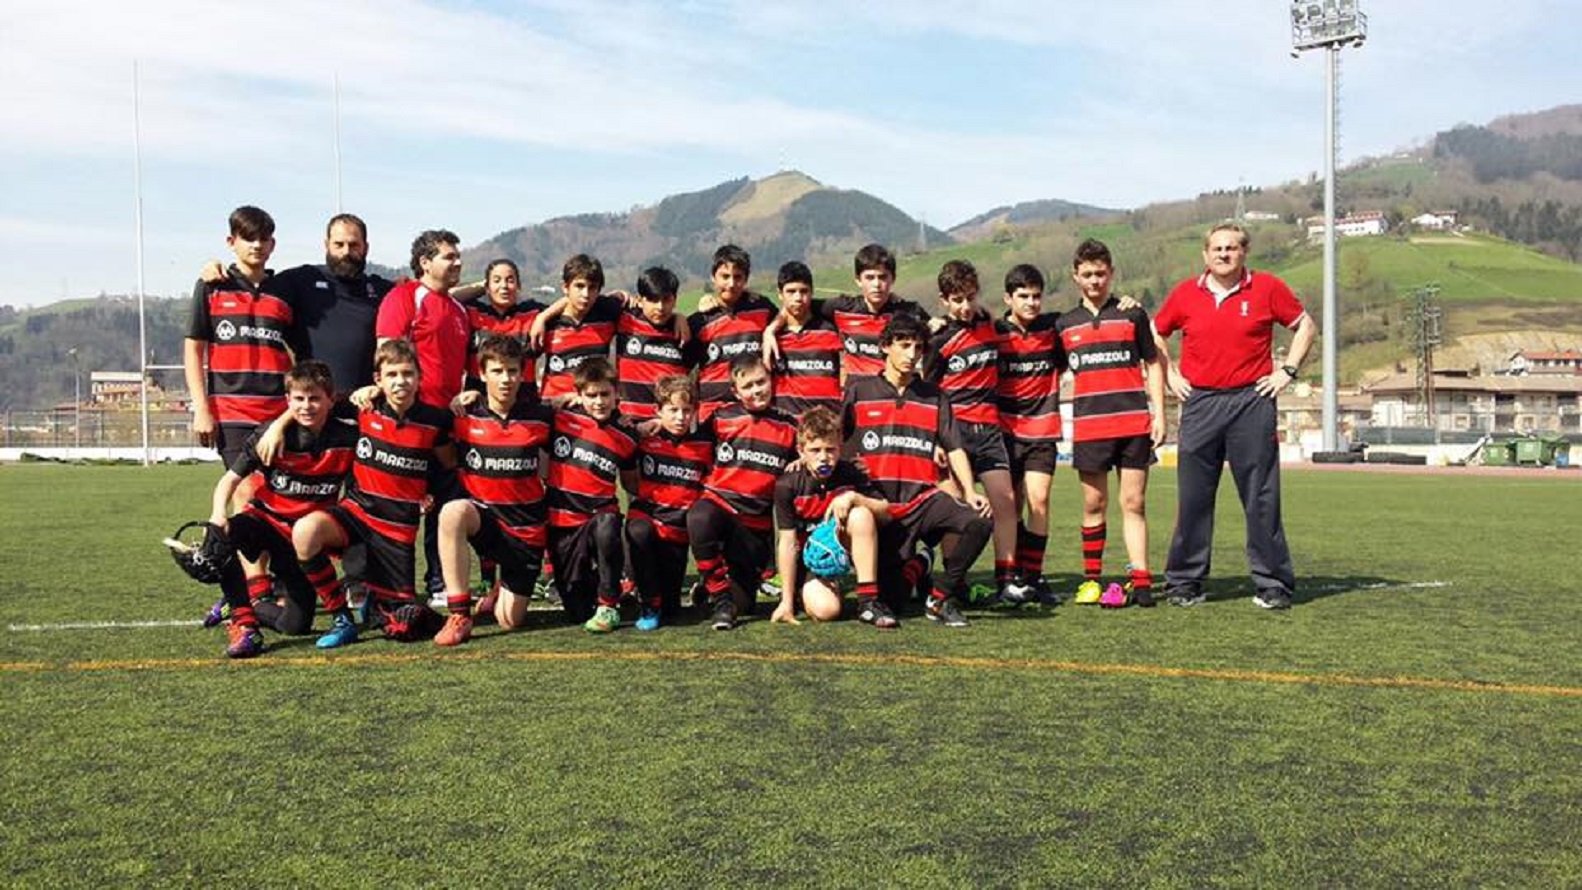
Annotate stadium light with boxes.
[1292,0,1367,452]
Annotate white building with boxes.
[1305,211,1387,239]
[1410,210,1459,230]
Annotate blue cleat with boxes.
[635,606,661,632]
[316,612,359,649]
[201,598,230,628]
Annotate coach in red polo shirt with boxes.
[1152,223,1316,610]
[376,229,470,598]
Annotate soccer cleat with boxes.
[1073,579,1104,605]
[534,573,555,601]
[710,597,738,631]
[687,579,709,611]
[435,613,473,647]
[1129,584,1156,608]
[583,605,621,633]
[1099,582,1128,609]
[201,598,230,628]
[856,598,899,629]
[1031,576,1065,607]
[999,579,1037,607]
[224,624,265,659]
[1254,589,1293,610]
[316,612,360,649]
[966,582,1001,606]
[635,606,661,632]
[758,573,783,601]
[1168,589,1207,608]
[925,597,969,628]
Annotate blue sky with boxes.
[1,0,1578,306]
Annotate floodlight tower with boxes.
[1291,0,1366,452]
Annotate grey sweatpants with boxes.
[1165,386,1296,597]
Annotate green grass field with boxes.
[3,464,1580,887]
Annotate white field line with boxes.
[7,618,203,632]
[1308,580,1451,592]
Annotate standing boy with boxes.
[1053,240,1168,607]
[625,375,712,629]
[771,407,894,628]
[687,245,777,420]
[769,261,843,419]
[183,205,295,469]
[687,356,800,630]
[995,264,1063,602]
[434,335,554,645]
[844,313,992,627]
[615,267,692,419]
[534,254,624,402]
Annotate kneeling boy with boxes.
[771,407,894,627]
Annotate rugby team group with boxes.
[182,206,1315,658]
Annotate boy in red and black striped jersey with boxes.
[285,339,457,648]
[686,245,777,421]
[545,357,639,632]
[770,261,842,419]
[532,254,624,402]
[183,206,296,471]
[771,407,895,628]
[615,267,693,419]
[463,259,547,403]
[763,243,931,384]
[995,264,1062,602]
[625,375,711,629]
[686,356,800,630]
[844,313,992,627]
[925,260,1024,604]
[1053,240,1167,607]
[202,361,355,658]
[433,335,554,646]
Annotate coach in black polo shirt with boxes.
[269,214,394,396]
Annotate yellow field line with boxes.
[3,649,1578,698]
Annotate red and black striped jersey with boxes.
[1053,300,1159,442]
[697,403,799,532]
[772,317,843,418]
[544,406,637,528]
[842,375,960,518]
[686,293,775,419]
[615,309,690,418]
[230,416,357,527]
[540,295,621,400]
[772,461,880,538]
[341,401,453,545]
[453,400,553,547]
[629,429,712,543]
[995,312,1063,442]
[926,316,1000,425]
[464,296,544,402]
[816,295,930,382]
[187,268,295,425]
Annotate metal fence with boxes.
[1,410,194,449]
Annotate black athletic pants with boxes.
[547,512,625,623]
[1165,385,1296,597]
[220,512,317,635]
[881,491,993,602]
[686,498,771,610]
[624,517,687,616]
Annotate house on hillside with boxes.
[1364,369,1582,433]
[1243,210,1282,222]
[1411,210,1459,231]
[1504,349,1582,376]
[1305,211,1387,239]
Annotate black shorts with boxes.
[326,504,417,600]
[215,422,256,469]
[469,506,545,594]
[1072,435,1155,473]
[887,491,986,553]
[1008,439,1059,477]
[959,422,1010,476]
[227,509,296,565]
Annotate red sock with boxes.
[245,575,272,605]
[1129,567,1153,593]
[1081,523,1106,581]
[304,554,346,613]
[994,559,1017,586]
[901,555,928,588]
[697,556,731,599]
[855,581,878,602]
[445,592,471,616]
[1016,527,1047,578]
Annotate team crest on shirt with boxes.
[642,454,657,477]
[548,355,565,372]
[843,337,858,354]
[356,437,373,459]
[626,337,642,356]
[553,436,572,458]
[716,442,735,463]
[271,474,289,491]
[707,342,721,362]
[215,320,237,342]
[1068,353,1082,371]
[465,448,483,470]
[861,431,880,452]
[947,355,967,373]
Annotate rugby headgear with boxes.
[163,521,237,585]
[801,517,852,580]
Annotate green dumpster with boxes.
[1541,435,1570,467]
[1514,436,1546,466]
[1481,439,1514,466]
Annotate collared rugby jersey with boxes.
[187,267,294,425]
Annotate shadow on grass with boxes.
[1188,573,1428,607]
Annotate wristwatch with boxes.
[1280,364,1299,377]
